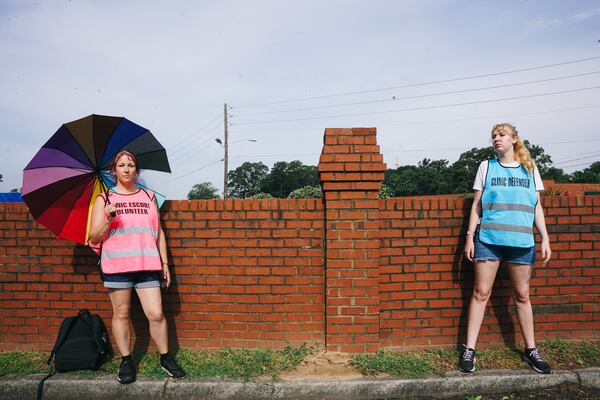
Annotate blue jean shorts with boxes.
[474,231,535,265]
[100,270,162,289]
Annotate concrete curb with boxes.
[577,367,600,389]
[1,369,598,400]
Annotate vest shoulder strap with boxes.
[140,188,155,202]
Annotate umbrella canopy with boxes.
[22,114,171,245]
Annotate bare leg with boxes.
[136,287,168,354]
[465,260,501,348]
[507,262,536,349]
[108,288,133,356]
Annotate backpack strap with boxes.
[36,366,56,400]
[91,315,106,356]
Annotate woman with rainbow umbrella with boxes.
[22,114,185,383]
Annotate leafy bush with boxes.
[378,184,393,199]
[247,192,274,199]
[288,186,323,199]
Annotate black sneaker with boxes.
[117,357,136,384]
[160,354,186,378]
[523,348,552,374]
[459,344,476,372]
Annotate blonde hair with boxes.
[491,123,535,173]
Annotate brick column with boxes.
[318,127,387,352]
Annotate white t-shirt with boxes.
[473,160,544,192]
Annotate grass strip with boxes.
[2,340,599,380]
[351,339,600,377]
[0,344,310,381]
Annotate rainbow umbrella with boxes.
[22,114,171,245]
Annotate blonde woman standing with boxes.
[460,123,552,374]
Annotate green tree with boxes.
[417,158,452,194]
[227,162,269,198]
[571,161,600,183]
[446,147,496,194]
[384,159,453,196]
[524,140,553,176]
[384,165,421,196]
[543,166,570,182]
[187,182,221,199]
[261,160,319,198]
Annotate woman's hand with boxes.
[464,237,475,262]
[104,204,117,219]
[541,239,552,265]
[162,264,171,288]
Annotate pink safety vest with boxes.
[97,189,162,274]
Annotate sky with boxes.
[1,0,599,199]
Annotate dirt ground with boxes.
[279,349,363,381]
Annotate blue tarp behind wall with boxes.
[0,192,23,202]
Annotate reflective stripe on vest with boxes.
[479,159,537,248]
[107,226,158,239]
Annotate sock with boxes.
[160,353,169,362]
[122,354,132,362]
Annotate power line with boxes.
[171,124,223,162]
[552,150,600,162]
[554,153,600,166]
[168,113,222,153]
[170,120,222,156]
[171,158,223,181]
[557,161,598,169]
[232,55,600,108]
[234,85,600,125]
[383,141,600,154]
[232,70,600,117]
[227,104,600,135]
[232,139,600,159]
[540,139,600,146]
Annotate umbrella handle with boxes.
[101,183,117,218]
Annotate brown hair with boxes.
[491,123,535,173]
[111,150,139,178]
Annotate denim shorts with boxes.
[474,231,536,265]
[100,270,162,289]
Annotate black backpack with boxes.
[37,309,112,399]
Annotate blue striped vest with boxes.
[479,159,537,248]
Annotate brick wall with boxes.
[543,180,600,196]
[379,195,600,350]
[1,127,599,353]
[0,199,325,352]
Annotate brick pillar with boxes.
[318,127,387,352]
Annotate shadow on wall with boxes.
[453,200,517,349]
[71,244,182,354]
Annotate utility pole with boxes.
[223,103,229,199]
